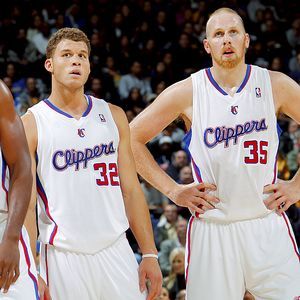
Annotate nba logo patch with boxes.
[99,114,106,122]
[255,87,261,98]
[231,105,238,115]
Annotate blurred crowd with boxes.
[1,0,300,299]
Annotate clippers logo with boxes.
[231,105,238,115]
[99,114,106,122]
[78,128,85,138]
[255,87,261,98]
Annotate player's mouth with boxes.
[69,70,81,76]
[223,49,235,57]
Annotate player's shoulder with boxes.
[108,103,127,123]
[0,80,14,106]
[268,70,290,84]
[268,70,299,93]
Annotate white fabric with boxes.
[186,213,300,300]
[40,234,146,300]
[189,65,278,222]
[0,223,38,299]
[28,96,129,254]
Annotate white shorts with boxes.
[185,212,300,300]
[0,225,38,300]
[40,234,146,300]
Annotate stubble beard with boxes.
[212,47,246,69]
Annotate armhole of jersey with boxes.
[264,69,277,118]
[101,101,120,144]
[27,107,40,160]
[190,71,201,143]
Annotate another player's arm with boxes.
[130,78,218,213]
[21,112,38,264]
[264,71,300,212]
[22,112,51,300]
[110,104,162,300]
[0,80,32,292]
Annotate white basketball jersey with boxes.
[0,150,9,222]
[29,95,129,254]
[186,65,279,222]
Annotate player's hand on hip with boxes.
[171,182,219,215]
[0,240,20,293]
[263,179,300,214]
[38,275,51,300]
[139,257,162,300]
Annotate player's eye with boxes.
[215,31,223,37]
[229,30,238,35]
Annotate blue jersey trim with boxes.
[44,95,93,119]
[205,65,252,95]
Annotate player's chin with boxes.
[65,79,85,89]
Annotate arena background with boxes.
[1,1,299,299]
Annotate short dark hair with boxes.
[46,27,91,58]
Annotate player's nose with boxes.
[223,33,232,45]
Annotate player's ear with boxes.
[44,58,53,73]
[245,33,250,49]
[203,39,211,54]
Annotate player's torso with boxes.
[187,65,279,222]
[29,96,129,253]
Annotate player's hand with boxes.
[170,182,219,215]
[263,179,300,214]
[139,257,162,300]
[0,240,20,293]
[38,275,51,300]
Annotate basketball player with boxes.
[130,8,300,300]
[22,28,162,300]
[0,80,37,299]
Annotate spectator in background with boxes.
[119,60,152,100]
[65,3,85,29]
[155,287,170,300]
[140,178,169,215]
[50,13,65,34]
[178,165,193,185]
[289,49,300,82]
[86,77,118,104]
[123,87,146,112]
[163,247,186,300]
[27,14,44,43]
[159,218,187,276]
[156,136,174,171]
[156,204,179,248]
[175,290,186,300]
[277,151,290,180]
[166,150,189,182]
[16,77,46,115]
[7,28,42,73]
[286,18,300,49]
[102,55,121,88]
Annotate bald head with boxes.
[206,8,245,37]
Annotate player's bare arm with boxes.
[22,112,51,300]
[263,71,300,213]
[0,80,32,293]
[110,104,162,300]
[130,78,219,214]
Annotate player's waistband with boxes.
[191,210,273,224]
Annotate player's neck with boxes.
[210,63,247,96]
[48,84,88,119]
